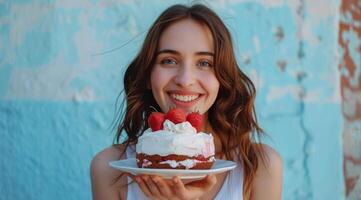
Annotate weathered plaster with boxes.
[339,0,361,198]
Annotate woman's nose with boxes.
[173,64,196,87]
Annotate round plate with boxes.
[109,158,237,179]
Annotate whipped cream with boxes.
[160,159,200,169]
[136,120,215,158]
[159,157,216,169]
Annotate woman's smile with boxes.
[167,90,203,110]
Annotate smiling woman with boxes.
[90,3,282,200]
[150,19,219,115]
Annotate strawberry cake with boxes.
[135,108,215,169]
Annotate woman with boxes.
[91,4,282,200]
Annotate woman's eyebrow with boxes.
[157,49,180,56]
[195,51,214,57]
[157,49,214,57]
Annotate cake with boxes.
[135,108,215,169]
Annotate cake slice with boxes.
[135,109,215,169]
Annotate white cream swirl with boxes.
[163,119,197,134]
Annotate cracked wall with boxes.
[339,0,361,199]
[0,1,347,199]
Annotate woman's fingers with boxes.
[171,174,218,199]
[134,174,218,200]
[203,174,217,190]
[152,176,173,197]
[142,175,163,198]
[131,174,180,199]
[187,174,217,190]
[134,175,153,198]
[171,176,188,199]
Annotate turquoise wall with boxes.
[0,1,345,199]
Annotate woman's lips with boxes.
[167,92,202,108]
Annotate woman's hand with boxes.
[130,174,217,200]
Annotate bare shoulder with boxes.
[258,144,283,171]
[91,144,127,169]
[90,144,128,200]
[251,144,283,200]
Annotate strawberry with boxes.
[165,108,186,124]
[148,112,165,131]
[186,112,204,132]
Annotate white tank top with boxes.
[125,146,243,200]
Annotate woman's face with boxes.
[150,19,220,114]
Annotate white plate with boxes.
[109,158,237,179]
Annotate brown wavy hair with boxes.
[114,4,266,199]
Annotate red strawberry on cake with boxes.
[165,108,186,124]
[148,112,165,131]
[186,112,204,132]
[136,108,215,169]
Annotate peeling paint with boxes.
[274,26,285,41]
[339,0,361,198]
[276,59,287,71]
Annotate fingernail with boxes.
[152,177,158,183]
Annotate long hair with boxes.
[114,4,266,199]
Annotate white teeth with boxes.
[171,94,199,102]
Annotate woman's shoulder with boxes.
[257,144,283,168]
[90,144,128,200]
[251,143,283,199]
[91,144,128,172]
[91,144,128,178]
[92,144,127,164]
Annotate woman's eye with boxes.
[197,60,213,68]
[160,58,177,65]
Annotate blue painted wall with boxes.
[0,1,345,199]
